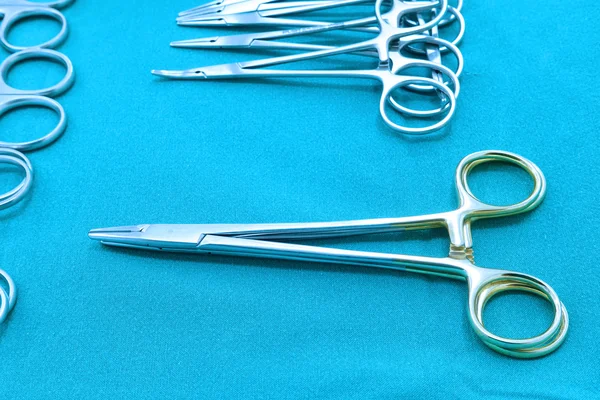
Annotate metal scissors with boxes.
[154,0,459,134]
[89,150,569,358]
[0,0,74,52]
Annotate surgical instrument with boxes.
[177,0,435,28]
[171,5,464,56]
[178,0,373,25]
[89,150,569,358]
[0,3,75,324]
[171,3,464,100]
[154,0,458,133]
[179,0,367,18]
[177,0,461,30]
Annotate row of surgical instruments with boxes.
[89,150,569,358]
[0,0,76,325]
[153,0,465,134]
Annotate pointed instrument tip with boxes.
[151,69,180,78]
[151,69,207,79]
[88,225,146,241]
[170,37,219,48]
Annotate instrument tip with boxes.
[151,69,207,79]
[151,69,177,78]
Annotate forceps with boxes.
[171,5,464,55]
[0,0,75,52]
[171,3,464,102]
[0,49,72,325]
[89,150,568,358]
[178,0,440,30]
[179,0,367,19]
[178,0,384,28]
[154,0,458,134]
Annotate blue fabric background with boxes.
[1,0,599,398]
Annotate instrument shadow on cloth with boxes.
[89,150,569,358]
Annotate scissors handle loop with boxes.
[0,95,67,151]
[0,148,33,210]
[467,269,568,358]
[0,48,74,97]
[455,150,547,220]
[0,6,68,52]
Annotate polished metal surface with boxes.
[0,147,31,210]
[0,0,74,52]
[0,49,74,151]
[0,148,27,324]
[155,0,463,134]
[0,48,74,216]
[0,0,75,325]
[89,150,569,358]
[178,0,374,27]
[171,5,465,58]
[0,268,16,324]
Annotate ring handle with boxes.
[379,75,456,134]
[0,95,67,151]
[0,269,17,324]
[0,7,68,52]
[467,270,568,358]
[0,48,74,97]
[454,150,547,220]
[0,148,33,210]
[386,42,461,117]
